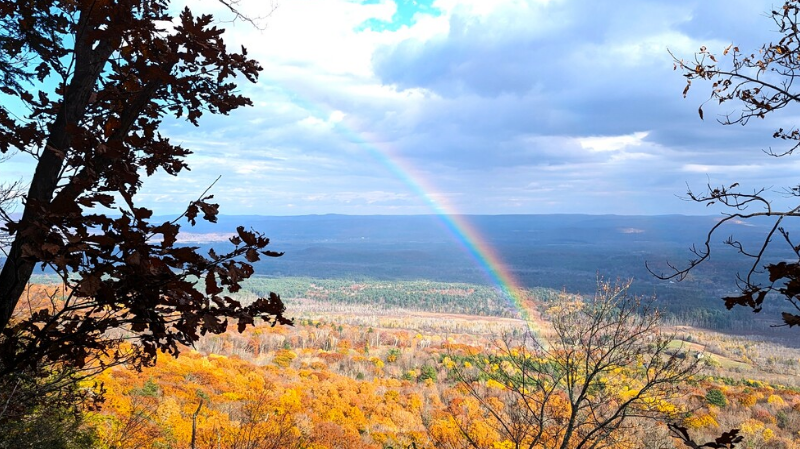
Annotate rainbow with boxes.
[272,84,534,323]
[339,127,534,323]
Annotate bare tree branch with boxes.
[216,0,278,30]
[436,279,699,449]
[662,1,800,327]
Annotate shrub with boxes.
[740,394,758,407]
[706,389,727,408]
[684,413,719,429]
[767,394,786,407]
[386,348,401,363]
[776,411,789,429]
[273,349,297,368]
[419,365,438,383]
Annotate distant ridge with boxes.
[5,214,787,332]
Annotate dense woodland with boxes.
[241,276,787,336]
[3,281,800,448]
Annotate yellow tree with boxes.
[198,388,301,449]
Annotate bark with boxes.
[191,399,203,449]
[0,8,119,331]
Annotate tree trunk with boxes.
[0,8,118,331]
[191,399,203,449]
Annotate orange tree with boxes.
[0,0,290,430]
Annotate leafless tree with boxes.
[442,279,699,449]
[199,388,300,449]
[656,0,800,328]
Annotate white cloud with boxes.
[579,132,650,153]
[681,163,763,174]
[3,0,791,216]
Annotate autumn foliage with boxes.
[75,302,800,449]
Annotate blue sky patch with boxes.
[356,0,442,32]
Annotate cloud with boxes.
[209,1,800,212]
[3,0,794,216]
[371,0,696,97]
[578,132,650,153]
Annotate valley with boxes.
[14,214,800,447]
[171,214,798,336]
[83,277,800,448]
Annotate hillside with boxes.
[88,294,800,449]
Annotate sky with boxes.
[4,0,800,216]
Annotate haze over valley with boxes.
[144,213,793,335]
